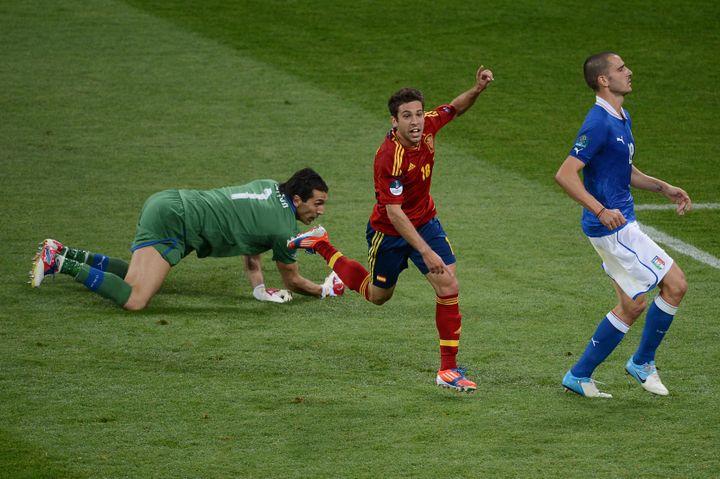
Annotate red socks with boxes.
[314,242,371,300]
[436,294,461,370]
[316,240,463,370]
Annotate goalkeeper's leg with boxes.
[62,245,129,278]
[121,246,172,310]
[44,244,170,309]
[40,238,130,278]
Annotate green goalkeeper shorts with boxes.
[131,189,187,266]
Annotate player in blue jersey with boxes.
[555,52,692,398]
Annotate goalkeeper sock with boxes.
[314,242,371,301]
[61,246,129,278]
[571,311,628,378]
[62,258,132,307]
[436,294,461,370]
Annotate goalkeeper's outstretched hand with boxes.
[253,284,293,303]
[321,271,345,298]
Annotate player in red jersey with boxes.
[289,66,494,391]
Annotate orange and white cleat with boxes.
[287,226,328,253]
[436,367,477,392]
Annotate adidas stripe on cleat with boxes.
[287,226,328,253]
[436,368,476,392]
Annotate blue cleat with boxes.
[562,370,612,398]
[625,357,669,396]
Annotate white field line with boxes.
[635,203,719,269]
[635,203,720,211]
[637,222,720,269]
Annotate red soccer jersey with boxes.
[369,104,456,235]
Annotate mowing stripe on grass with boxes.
[636,203,720,211]
[638,222,720,269]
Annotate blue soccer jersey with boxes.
[570,96,636,237]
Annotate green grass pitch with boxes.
[1,1,719,477]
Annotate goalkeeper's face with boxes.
[294,189,328,225]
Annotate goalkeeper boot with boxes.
[436,367,476,392]
[625,357,669,396]
[562,370,612,398]
[39,238,65,253]
[287,226,328,253]
[30,239,65,287]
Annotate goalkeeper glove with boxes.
[253,284,293,303]
[321,271,345,298]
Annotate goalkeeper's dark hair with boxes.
[388,87,424,117]
[279,168,328,201]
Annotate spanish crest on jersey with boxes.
[424,134,435,153]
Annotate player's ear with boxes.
[598,74,609,88]
[292,194,302,207]
[391,116,399,128]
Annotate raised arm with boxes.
[449,65,494,116]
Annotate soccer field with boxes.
[2,1,719,477]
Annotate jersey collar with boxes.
[390,128,421,150]
[285,194,297,215]
[595,96,627,120]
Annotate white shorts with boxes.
[588,221,674,299]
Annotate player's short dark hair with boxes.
[388,87,425,117]
[279,168,328,201]
[583,52,617,91]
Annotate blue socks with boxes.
[633,296,677,365]
[571,312,629,378]
[570,296,679,378]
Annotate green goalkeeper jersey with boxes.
[179,179,299,264]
